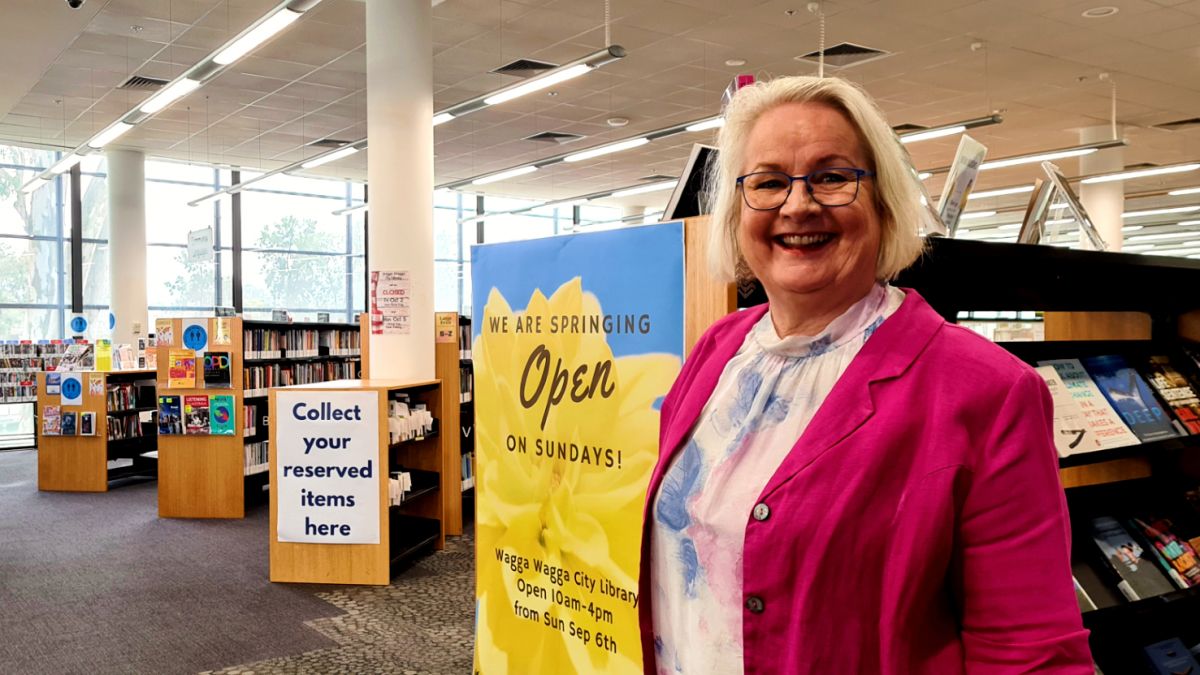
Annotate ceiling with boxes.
[1,0,1199,234]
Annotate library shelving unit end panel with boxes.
[155,317,247,519]
[434,311,463,537]
[683,216,736,356]
[36,371,108,492]
[268,379,444,585]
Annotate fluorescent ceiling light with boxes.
[564,137,649,163]
[432,112,455,126]
[472,165,538,185]
[88,122,133,148]
[899,125,966,144]
[1122,225,1144,232]
[139,78,201,114]
[998,223,1022,230]
[1082,163,1200,185]
[48,153,83,175]
[971,185,1035,199]
[685,117,724,133]
[1181,219,1200,226]
[332,203,368,216]
[301,145,359,169]
[213,8,301,65]
[981,148,1097,171]
[1122,205,1200,218]
[20,176,50,193]
[1169,186,1200,196]
[484,64,591,106]
[611,180,677,198]
[1127,232,1200,242]
[1122,244,1155,251]
[918,172,932,180]
[959,210,997,220]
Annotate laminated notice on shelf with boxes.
[276,390,380,544]
[60,373,82,406]
[182,320,208,359]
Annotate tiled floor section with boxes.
[203,531,476,675]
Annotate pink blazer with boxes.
[639,289,1093,674]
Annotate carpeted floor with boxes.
[0,449,476,674]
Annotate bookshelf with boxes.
[156,317,361,519]
[268,378,445,585]
[36,369,157,492]
[433,312,467,536]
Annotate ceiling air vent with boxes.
[491,58,557,77]
[797,42,890,68]
[640,174,675,182]
[1154,117,1200,131]
[524,131,584,144]
[309,138,354,148]
[117,75,169,91]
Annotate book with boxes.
[203,352,232,388]
[1038,359,1140,450]
[61,411,76,436]
[168,349,196,388]
[80,411,94,436]
[184,395,210,435]
[42,405,60,435]
[1141,355,1200,435]
[1082,355,1180,443]
[1128,515,1200,589]
[1144,638,1200,675]
[158,395,183,435]
[1090,515,1177,601]
[45,372,61,395]
[156,319,174,346]
[1035,366,1103,457]
[210,395,235,436]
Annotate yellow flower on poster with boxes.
[471,223,684,674]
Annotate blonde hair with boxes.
[706,76,926,282]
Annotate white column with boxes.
[1079,125,1124,251]
[366,0,434,380]
[106,149,147,346]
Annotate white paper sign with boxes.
[369,270,411,335]
[276,390,380,544]
[60,373,83,406]
[187,227,213,262]
[936,134,988,236]
[182,319,208,359]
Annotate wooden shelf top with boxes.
[274,378,440,392]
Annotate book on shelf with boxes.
[1035,365,1099,457]
[210,395,235,436]
[1072,576,1097,613]
[42,405,60,435]
[45,372,61,395]
[156,320,174,347]
[1140,355,1200,435]
[1038,359,1140,450]
[79,411,94,436]
[158,395,183,435]
[184,395,210,435]
[1090,515,1177,601]
[243,404,256,437]
[1082,355,1181,443]
[106,414,144,440]
[1144,638,1200,675]
[1128,515,1200,589]
[168,349,196,388]
[214,317,233,346]
[203,352,232,388]
[60,411,76,436]
[244,440,268,475]
[107,383,138,411]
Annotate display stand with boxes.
[268,379,445,585]
[36,369,157,492]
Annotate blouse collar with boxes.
[752,284,889,358]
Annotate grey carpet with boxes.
[0,449,342,675]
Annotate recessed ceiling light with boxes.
[1082,6,1118,18]
[725,58,747,67]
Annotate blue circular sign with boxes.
[108,312,116,330]
[69,315,88,334]
[62,377,81,400]
[183,324,208,351]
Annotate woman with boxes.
[638,76,1093,673]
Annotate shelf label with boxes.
[276,390,379,544]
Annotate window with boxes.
[0,145,65,340]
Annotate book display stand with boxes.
[36,369,157,492]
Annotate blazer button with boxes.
[745,596,765,614]
[752,503,770,521]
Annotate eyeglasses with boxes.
[736,168,874,210]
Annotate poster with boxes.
[60,373,83,407]
[369,270,411,335]
[471,222,685,674]
[275,390,380,543]
[88,375,104,397]
[182,319,208,359]
[435,312,457,343]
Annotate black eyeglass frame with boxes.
[735,167,875,210]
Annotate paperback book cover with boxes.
[1035,365,1103,457]
[45,372,61,395]
[158,395,183,435]
[203,352,232,388]
[61,411,76,436]
[1128,515,1200,589]
[168,349,196,388]
[41,405,60,435]
[210,395,235,436]
[1141,355,1200,435]
[1090,515,1177,601]
[80,411,95,436]
[1038,359,1140,449]
[184,395,210,435]
[155,319,174,346]
[1082,355,1180,443]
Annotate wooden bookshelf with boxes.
[269,378,445,585]
[36,369,157,492]
[434,312,464,536]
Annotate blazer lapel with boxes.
[759,288,945,499]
